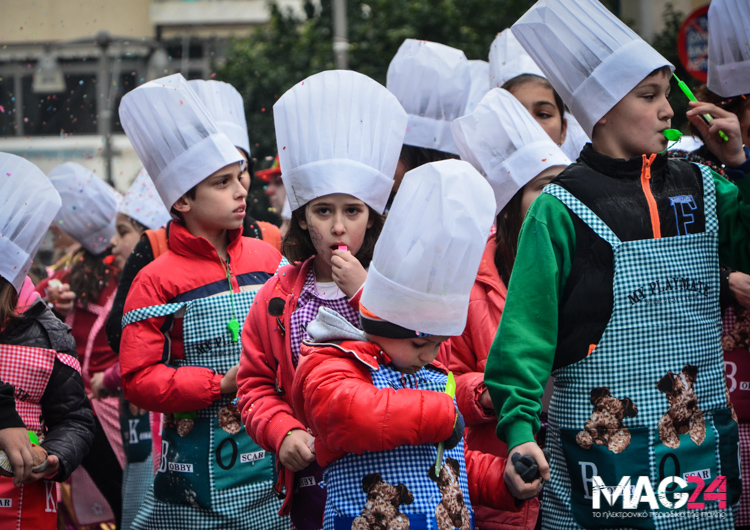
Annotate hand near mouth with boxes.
[331,249,367,299]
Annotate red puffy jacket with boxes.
[449,236,539,530]
[237,257,363,514]
[292,338,523,513]
[119,221,283,412]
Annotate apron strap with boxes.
[122,302,186,328]
[694,163,719,234]
[543,183,622,249]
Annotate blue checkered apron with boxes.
[323,364,474,530]
[123,287,285,529]
[539,165,740,529]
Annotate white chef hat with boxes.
[386,39,470,155]
[49,163,121,255]
[360,159,495,337]
[188,79,251,157]
[465,60,491,115]
[560,112,590,161]
[119,168,171,230]
[708,0,750,98]
[0,154,62,293]
[511,0,673,138]
[452,88,570,215]
[118,73,243,210]
[488,29,545,88]
[274,69,407,213]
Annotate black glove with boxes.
[441,407,465,451]
[511,448,551,483]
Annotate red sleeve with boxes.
[120,270,223,413]
[237,284,305,455]
[464,448,521,512]
[450,299,496,427]
[295,352,455,460]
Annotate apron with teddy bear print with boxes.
[323,363,474,530]
[123,284,284,529]
[540,165,740,530]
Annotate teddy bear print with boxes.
[352,473,413,530]
[163,413,194,437]
[576,387,638,454]
[429,457,471,530]
[722,307,750,351]
[218,403,243,435]
[657,364,705,448]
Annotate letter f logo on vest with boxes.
[670,195,697,236]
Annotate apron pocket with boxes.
[561,426,655,529]
[212,417,275,492]
[713,407,741,508]
[120,398,152,464]
[153,418,212,509]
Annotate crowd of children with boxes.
[2,0,750,528]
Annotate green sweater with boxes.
[484,167,750,451]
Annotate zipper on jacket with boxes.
[640,153,661,239]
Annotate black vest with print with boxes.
[551,146,707,371]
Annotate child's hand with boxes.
[279,429,316,472]
[729,272,750,309]
[90,372,110,400]
[26,454,59,484]
[479,389,494,412]
[686,101,747,167]
[46,281,76,317]
[504,441,548,500]
[220,364,239,394]
[331,249,367,299]
[0,427,35,486]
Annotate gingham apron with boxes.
[323,364,474,530]
[123,287,284,529]
[540,165,740,529]
[0,343,79,528]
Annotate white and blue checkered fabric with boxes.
[539,165,737,529]
[322,365,473,530]
[128,288,285,529]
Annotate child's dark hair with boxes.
[494,191,525,285]
[502,74,566,120]
[398,144,458,173]
[282,206,385,267]
[170,184,198,222]
[67,248,118,309]
[0,277,19,327]
[127,216,149,234]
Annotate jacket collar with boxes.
[579,144,667,181]
[475,235,508,296]
[167,221,243,262]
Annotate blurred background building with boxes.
[0,0,304,190]
[0,0,709,193]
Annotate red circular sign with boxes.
[677,5,709,83]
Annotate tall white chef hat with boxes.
[49,162,121,255]
[119,168,171,230]
[452,88,570,215]
[511,0,673,138]
[118,73,243,210]
[360,159,496,337]
[0,154,62,293]
[188,79,251,156]
[707,0,750,98]
[386,39,470,155]
[488,29,545,88]
[273,69,407,214]
[465,60,491,115]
